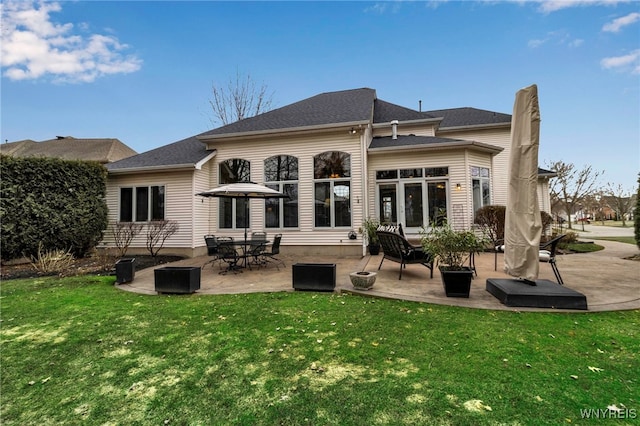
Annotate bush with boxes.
[0,155,108,260]
[474,205,506,243]
[30,243,75,275]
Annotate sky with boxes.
[2,0,639,191]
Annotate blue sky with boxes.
[2,0,638,190]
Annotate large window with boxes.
[314,151,351,228]
[219,159,250,229]
[119,185,165,222]
[471,166,491,213]
[375,167,449,230]
[265,155,299,228]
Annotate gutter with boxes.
[368,140,504,155]
[371,117,442,129]
[437,122,510,133]
[107,163,198,175]
[197,120,370,142]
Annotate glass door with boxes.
[402,182,424,231]
[378,184,397,224]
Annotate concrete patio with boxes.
[116,239,640,312]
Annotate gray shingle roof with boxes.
[424,107,511,128]
[200,88,376,137]
[1,137,137,164]
[106,88,513,171]
[370,135,464,149]
[106,135,211,171]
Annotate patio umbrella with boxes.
[196,182,287,243]
[504,84,542,284]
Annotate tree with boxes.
[547,161,603,229]
[209,70,274,127]
[635,173,640,249]
[605,182,635,227]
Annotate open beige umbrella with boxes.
[504,84,542,284]
[196,182,287,243]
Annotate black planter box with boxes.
[154,267,201,294]
[292,263,336,292]
[440,267,473,298]
[115,257,135,284]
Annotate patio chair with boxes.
[248,232,267,270]
[494,234,566,285]
[261,234,285,270]
[217,237,242,275]
[376,230,434,280]
[202,235,220,270]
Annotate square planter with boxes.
[440,267,473,298]
[154,266,201,294]
[115,257,135,284]
[292,263,336,292]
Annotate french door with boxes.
[377,181,448,233]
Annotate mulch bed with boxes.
[0,255,185,281]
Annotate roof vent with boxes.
[391,120,398,140]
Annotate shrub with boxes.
[111,222,144,257]
[146,220,179,257]
[0,155,108,260]
[30,243,75,275]
[473,205,506,243]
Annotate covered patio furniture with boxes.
[261,234,285,270]
[494,234,566,285]
[376,230,434,280]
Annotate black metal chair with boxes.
[376,230,434,280]
[202,235,220,270]
[261,234,285,270]
[216,237,241,275]
[248,232,267,270]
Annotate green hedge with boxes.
[0,155,108,260]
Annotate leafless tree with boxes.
[146,220,179,257]
[605,183,635,226]
[111,221,144,257]
[209,70,274,127]
[547,161,603,229]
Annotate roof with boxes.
[199,88,376,137]
[107,88,512,172]
[1,137,137,164]
[369,135,504,154]
[106,135,212,172]
[424,107,511,129]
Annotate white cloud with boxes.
[602,12,640,32]
[0,1,142,83]
[601,50,640,74]
[527,30,583,49]
[535,0,628,13]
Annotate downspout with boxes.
[361,125,368,257]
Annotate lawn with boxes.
[1,276,638,425]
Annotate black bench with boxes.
[376,230,434,280]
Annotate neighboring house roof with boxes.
[537,167,557,177]
[1,136,137,164]
[369,135,503,154]
[106,135,214,173]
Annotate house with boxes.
[1,136,137,164]
[103,88,555,257]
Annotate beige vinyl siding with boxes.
[193,163,213,247]
[104,170,198,254]
[439,128,510,206]
[372,123,437,138]
[205,131,365,248]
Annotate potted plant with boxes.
[421,222,488,297]
[359,217,381,255]
[349,271,377,290]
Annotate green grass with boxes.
[591,236,637,245]
[565,242,605,253]
[2,276,639,425]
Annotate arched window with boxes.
[313,151,351,228]
[219,159,250,229]
[264,155,298,228]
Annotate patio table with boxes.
[217,239,269,269]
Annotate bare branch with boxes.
[209,70,274,127]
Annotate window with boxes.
[471,166,491,213]
[119,185,165,222]
[219,159,250,229]
[265,155,299,228]
[314,151,351,228]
